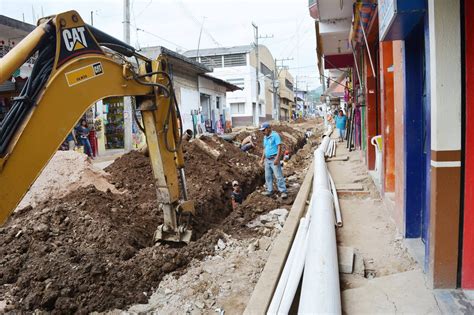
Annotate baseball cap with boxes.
[259,122,270,131]
[232,180,239,187]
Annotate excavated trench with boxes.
[0,125,305,313]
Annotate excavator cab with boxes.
[0,11,194,243]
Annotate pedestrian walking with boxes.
[66,130,77,151]
[259,122,288,199]
[76,120,93,158]
[335,110,347,142]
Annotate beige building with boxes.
[184,45,277,127]
[278,69,295,121]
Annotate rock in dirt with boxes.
[216,239,226,250]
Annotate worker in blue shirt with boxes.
[259,122,288,199]
[335,110,347,142]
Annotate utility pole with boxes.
[90,11,94,26]
[123,0,133,151]
[252,22,273,125]
[123,0,131,45]
[252,22,259,126]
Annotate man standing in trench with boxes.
[259,122,288,199]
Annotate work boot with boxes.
[262,191,273,197]
[281,192,288,199]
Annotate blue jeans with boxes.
[80,137,93,157]
[264,158,287,193]
[338,128,346,139]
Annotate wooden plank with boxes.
[336,183,364,191]
[244,161,314,315]
[327,155,349,161]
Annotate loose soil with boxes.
[0,123,312,313]
[16,151,118,210]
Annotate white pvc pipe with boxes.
[299,149,341,314]
[313,149,330,192]
[276,218,310,314]
[267,217,309,314]
[319,137,331,158]
[323,125,333,138]
[328,169,342,227]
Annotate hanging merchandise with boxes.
[103,97,125,149]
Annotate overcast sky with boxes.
[1,0,321,90]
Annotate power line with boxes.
[136,27,189,50]
[177,0,224,48]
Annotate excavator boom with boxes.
[0,11,193,243]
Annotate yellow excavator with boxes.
[0,11,194,243]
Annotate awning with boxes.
[323,73,346,98]
[350,2,377,44]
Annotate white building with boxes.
[184,45,277,127]
[140,46,240,134]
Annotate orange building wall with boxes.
[379,41,395,193]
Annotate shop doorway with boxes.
[404,18,430,259]
[103,97,125,149]
[200,93,212,132]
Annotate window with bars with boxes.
[285,79,294,91]
[231,102,245,114]
[224,54,247,67]
[226,78,245,89]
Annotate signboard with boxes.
[379,0,397,41]
[378,0,426,41]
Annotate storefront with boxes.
[379,0,430,270]
[101,97,125,150]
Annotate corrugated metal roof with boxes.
[183,45,254,58]
[0,15,35,33]
[140,45,211,74]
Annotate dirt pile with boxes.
[235,124,305,158]
[0,124,308,312]
[16,151,118,210]
[126,211,289,314]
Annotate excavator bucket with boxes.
[154,225,192,244]
[154,200,194,244]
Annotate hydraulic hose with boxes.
[0,24,56,156]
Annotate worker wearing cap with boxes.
[259,122,288,199]
[231,180,243,209]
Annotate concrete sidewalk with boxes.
[328,141,444,314]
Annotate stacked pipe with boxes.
[268,127,342,315]
[325,138,337,158]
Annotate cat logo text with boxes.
[62,27,88,52]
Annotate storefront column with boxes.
[428,0,461,288]
[379,41,395,193]
[393,40,405,230]
[462,0,474,289]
